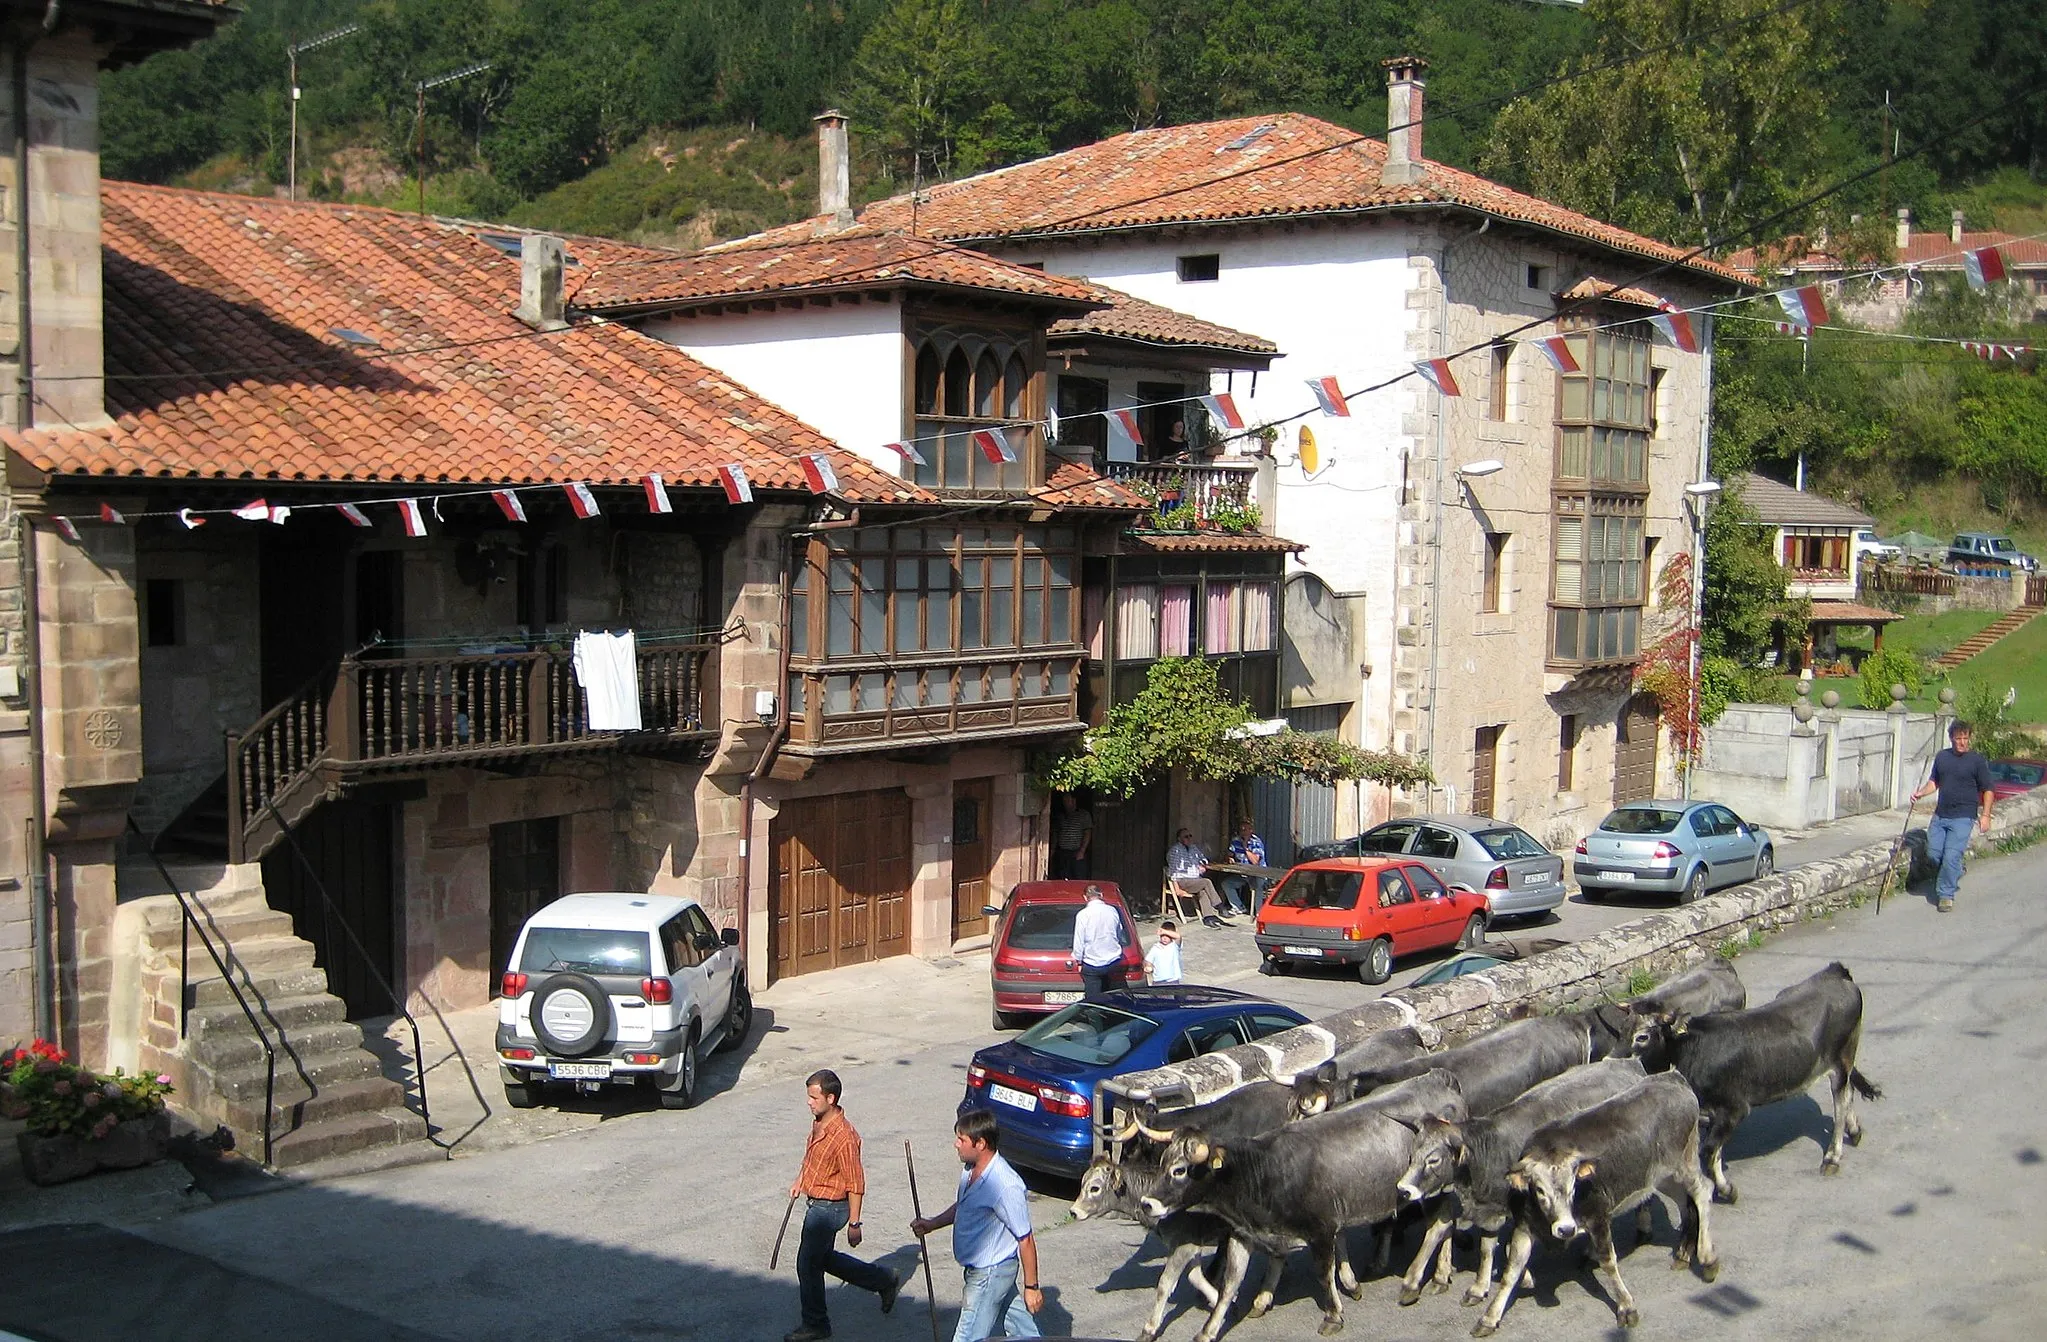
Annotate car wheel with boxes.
[714,977,752,1053]
[1259,956,1286,976]
[992,1007,1019,1030]
[528,972,611,1057]
[657,1028,700,1110]
[1359,938,1395,986]
[1679,867,1708,905]
[1580,884,1604,903]
[1755,848,1774,880]
[501,1067,543,1110]
[1457,915,1486,950]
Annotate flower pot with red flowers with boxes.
[2,1040,175,1186]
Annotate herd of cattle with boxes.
[1071,958,1882,1339]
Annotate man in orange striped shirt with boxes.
[787,1069,899,1341]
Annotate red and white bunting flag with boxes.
[972,428,1017,464]
[1111,409,1144,444]
[882,440,927,467]
[177,508,206,530]
[563,482,601,519]
[1412,359,1461,398]
[98,503,125,524]
[1962,246,2008,291]
[1962,341,1995,360]
[1532,336,1580,374]
[642,474,672,514]
[396,499,427,537]
[1776,284,1830,328]
[1773,321,1811,336]
[492,489,527,523]
[717,463,753,505]
[1649,307,1700,353]
[52,516,79,541]
[1198,393,1246,431]
[799,454,839,494]
[1306,376,1350,416]
[269,506,292,525]
[337,502,372,528]
[234,498,271,522]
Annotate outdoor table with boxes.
[1202,861,1286,916]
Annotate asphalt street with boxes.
[1,820,2040,1342]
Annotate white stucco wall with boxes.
[643,300,908,478]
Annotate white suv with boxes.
[496,893,751,1110]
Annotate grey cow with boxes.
[1287,1025,1432,1117]
[1627,958,1747,1023]
[1142,1070,1467,1339]
[1071,1152,1231,1342]
[1293,1010,1626,1119]
[1394,1057,1648,1308]
[1473,1072,1721,1338]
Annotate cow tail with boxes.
[1849,1068,1883,1101]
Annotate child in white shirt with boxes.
[1144,921,1184,985]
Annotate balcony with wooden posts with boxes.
[1102,459,1265,532]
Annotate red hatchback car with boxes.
[1254,857,1490,985]
[986,881,1143,1029]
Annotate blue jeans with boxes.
[796,1198,894,1329]
[1925,815,1975,903]
[953,1256,1040,1341]
[1219,876,1268,914]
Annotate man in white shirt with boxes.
[1067,885,1127,1001]
[1166,829,1231,929]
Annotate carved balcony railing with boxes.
[786,649,1084,753]
[1103,460,1258,529]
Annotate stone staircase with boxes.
[1932,605,2044,670]
[128,861,431,1171]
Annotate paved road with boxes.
[2,823,2040,1341]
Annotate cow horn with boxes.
[1136,1121,1178,1142]
[1110,1119,1142,1143]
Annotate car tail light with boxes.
[1651,841,1682,861]
[623,1052,662,1065]
[500,972,528,998]
[1036,1085,1092,1118]
[1343,925,1367,941]
[1574,840,1588,856]
[641,977,674,1004]
[1255,920,1267,936]
[1485,865,1509,890]
[500,1046,535,1061]
[967,1063,988,1086]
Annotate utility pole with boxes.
[286,24,360,202]
[412,61,492,215]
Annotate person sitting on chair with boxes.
[1166,829,1232,929]
[1220,818,1267,915]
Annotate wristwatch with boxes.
[1024,1283,1040,1291]
[848,1221,862,1228]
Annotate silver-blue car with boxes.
[1573,800,1775,904]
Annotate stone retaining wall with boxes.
[1104,785,2047,1113]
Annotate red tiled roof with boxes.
[575,228,1101,313]
[1727,228,2047,275]
[3,184,929,504]
[1049,283,1278,358]
[746,113,1743,286]
[1559,276,1669,308]
[1808,600,1903,625]
[1122,531,1305,554]
[1032,456,1147,510]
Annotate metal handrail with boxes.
[131,818,277,1166]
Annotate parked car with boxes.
[1987,758,2047,800]
[1573,801,1774,905]
[1853,529,1902,564]
[1294,815,1567,921]
[1948,531,2038,572]
[959,986,1309,1176]
[1408,951,1508,986]
[1253,857,1491,985]
[496,892,750,1111]
[987,880,1143,1030]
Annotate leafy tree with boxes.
[845,0,1001,179]
[1699,490,1809,665]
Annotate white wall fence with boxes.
[1689,700,1943,831]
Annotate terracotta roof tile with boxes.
[745,113,1743,286]
[1049,283,1278,357]
[1031,456,1148,510]
[1808,600,1903,624]
[1727,228,2047,276]
[1558,276,1669,308]
[1121,531,1305,554]
[3,184,930,504]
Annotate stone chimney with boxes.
[1951,209,1965,243]
[515,233,567,331]
[815,109,855,231]
[1896,207,1912,250]
[1381,57,1429,186]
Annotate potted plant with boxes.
[1,1039,176,1186]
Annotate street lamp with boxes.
[1454,458,1505,503]
[1681,479,1722,798]
[286,24,360,202]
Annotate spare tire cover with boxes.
[529,972,611,1057]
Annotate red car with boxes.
[1254,857,1490,985]
[987,881,1143,1029]
[1988,758,2046,800]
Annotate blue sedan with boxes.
[959,985,1309,1178]
[1573,800,1775,904]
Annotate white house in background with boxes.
[731,57,1749,846]
[1735,471,1877,603]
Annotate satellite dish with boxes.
[1298,424,1319,476]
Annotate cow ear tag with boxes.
[1208,1146,1227,1170]
[1575,1160,1597,1180]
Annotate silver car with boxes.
[1294,815,1567,921]
[1573,800,1775,904]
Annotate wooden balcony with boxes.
[786,649,1084,754]
[227,641,715,862]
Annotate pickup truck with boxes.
[1948,532,2038,572]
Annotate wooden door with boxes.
[490,817,562,987]
[770,789,911,982]
[260,798,400,1020]
[1613,695,1661,804]
[951,779,994,943]
[1471,725,1501,818]
[1092,778,1170,916]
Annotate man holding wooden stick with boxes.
[785,1069,899,1342]
[910,1108,1043,1340]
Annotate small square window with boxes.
[1526,263,1551,292]
[145,578,183,648]
[1177,254,1221,283]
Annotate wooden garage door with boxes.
[1613,694,1661,804]
[770,789,912,982]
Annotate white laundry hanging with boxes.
[572,630,643,731]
